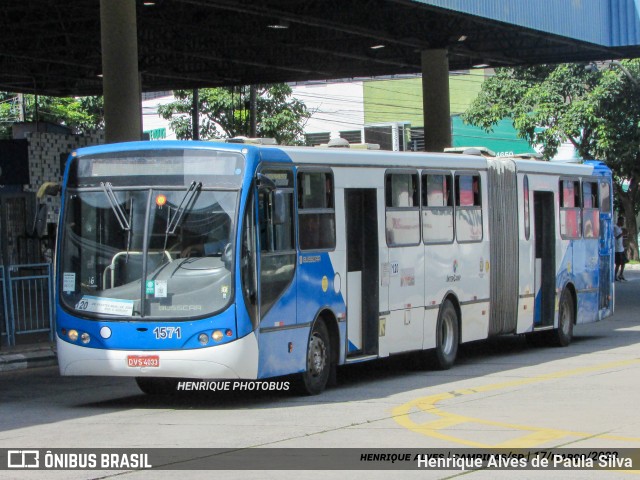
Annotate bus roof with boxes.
[70,140,608,177]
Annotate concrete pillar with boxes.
[100,0,142,143]
[421,49,452,152]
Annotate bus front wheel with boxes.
[298,320,331,395]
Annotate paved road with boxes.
[1,271,639,479]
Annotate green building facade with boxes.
[362,71,536,155]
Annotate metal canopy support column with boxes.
[421,49,452,152]
[100,0,142,143]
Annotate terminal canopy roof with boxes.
[2,0,640,96]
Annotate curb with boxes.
[0,348,57,373]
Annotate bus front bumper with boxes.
[56,333,259,379]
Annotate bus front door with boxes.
[345,189,379,356]
[533,191,556,327]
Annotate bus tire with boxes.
[551,289,574,347]
[135,377,179,395]
[433,299,459,369]
[298,320,331,395]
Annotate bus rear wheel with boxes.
[432,299,459,369]
[135,377,179,395]
[550,289,574,347]
[298,320,331,395]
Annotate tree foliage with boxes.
[156,84,309,145]
[0,93,104,138]
[462,60,640,259]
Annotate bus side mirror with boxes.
[272,190,286,225]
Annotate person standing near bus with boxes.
[614,216,627,281]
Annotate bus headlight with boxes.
[68,329,78,341]
[198,333,209,345]
[100,326,112,339]
[80,332,91,344]
[212,330,223,342]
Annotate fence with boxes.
[0,263,54,347]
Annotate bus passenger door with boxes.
[533,191,555,327]
[598,181,612,312]
[345,189,379,356]
[254,168,299,378]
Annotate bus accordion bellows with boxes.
[55,141,614,395]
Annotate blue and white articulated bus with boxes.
[55,141,614,395]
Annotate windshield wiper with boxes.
[125,197,134,263]
[100,182,131,231]
[166,181,202,235]
[163,181,202,251]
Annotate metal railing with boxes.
[1,263,54,347]
[0,266,10,346]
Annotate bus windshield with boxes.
[59,149,243,320]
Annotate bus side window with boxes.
[240,192,258,327]
[560,179,582,239]
[422,172,454,244]
[297,170,336,251]
[258,169,296,316]
[599,181,611,213]
[455,173,483,242]
[582,181,599,239]
[385,171,420,246]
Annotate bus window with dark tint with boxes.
[599,181,611,213]
[297,171,336,250]
[560,179,582,239]
[455,174,483,242]
[385,171,420,246]
[582,181,600,239]
[240,191,258,327]
[258,169,296,316]
[421,172,453,244]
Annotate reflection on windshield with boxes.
[60,188,237,320]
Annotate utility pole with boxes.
[192,88,199,140]
[249,85,257,138]
[17,93,25,122]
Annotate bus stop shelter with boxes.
[2,0,640,150]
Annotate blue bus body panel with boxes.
[56,141,260,353]
[247,147,348,379]
[256,251,347,379]
[56,304,239,350]
[533,160,613,327]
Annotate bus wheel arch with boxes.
[552,285,576,347]
[319,310,340,382]
[135,377,180,395]
[297,312,336,395]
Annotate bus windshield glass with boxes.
[59,149,243,320]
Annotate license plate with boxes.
[127,355,159,367]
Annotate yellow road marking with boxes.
[393,358,640,448]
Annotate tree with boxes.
[591,61,640,259]
[156,84,309,145]
[0,93,104,138]
[462,60,640,260]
